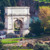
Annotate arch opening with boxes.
[14,19,23,34]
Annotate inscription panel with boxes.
[5,7,30,15]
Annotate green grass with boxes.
[3,49,33,50]
[19,49,33,50]
[1,34,50,44]
[1,37,24,44]
[9,49,33,50]
[35,0,50,3]
[39,6,50,8]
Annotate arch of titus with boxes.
[5,7,30,36]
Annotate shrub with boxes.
[6,33,16,38]
[34,42,50,50]
[30,21,44,36]
[45,28,50,34]
[25,21,44,38]
[26,43,33,49]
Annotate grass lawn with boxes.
[35,0,50,3]
[2,49,33,50]
[1,37,24,44]
[12,49,33,50]
[1,34,50,44]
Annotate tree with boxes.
[0,0,18,22]
[30,21,44,36]
[10,0,16,6]
[0,0,11,22]
[38,6,50,33]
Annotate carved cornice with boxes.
[5,14,30,16]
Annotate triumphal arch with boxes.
[5,7,30,36]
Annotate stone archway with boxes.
[14,19,23,34]
[5,7,30,36]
